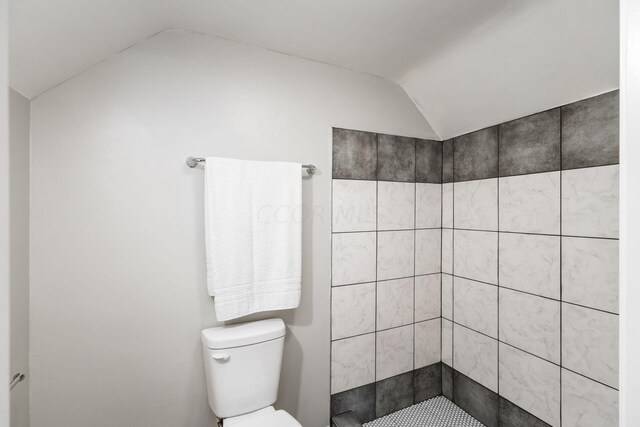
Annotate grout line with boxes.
[560,107,564,427]
[435,227,619,241]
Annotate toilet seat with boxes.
[224,407,302,427]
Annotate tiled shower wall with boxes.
[330,130,444,423]
[442,91,619,427]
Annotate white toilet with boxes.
[201,318,302,427]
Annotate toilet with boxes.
[201,318,302,427]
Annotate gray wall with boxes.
[9,88,30,427]
[28,29,435,427]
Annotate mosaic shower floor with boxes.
[364,396,485,427]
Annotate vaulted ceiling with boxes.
[10,0,619,138]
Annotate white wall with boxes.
[29,29,435,427]
[10,88,30,427]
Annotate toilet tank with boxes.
[201,319,286,419]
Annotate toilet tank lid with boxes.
[201,318,285,349]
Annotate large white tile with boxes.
[376,325,414,380]
[331,333,375,394]
[332,232,376,286]
[499,344,561,427]
[454,277,498,338]
[442,319,453,366]
[378,181,415,230]
[377,230,414,281]
[331,282,376,340]
[453,324,498,392]
[415,274,441,322]
[442,183,453,228]
[562,165,619,238]
[499,171,560,234]
[415,319,441,368]
[563,303,619,388]
[499,288,560,363]
[377,278,414,330]
[415,229,441,275]
[499,233,561,299]
[562,369,618,427]
[416,183,441,229]
[454,178,498,230]
[332,179,377,232]
[454,230,498,284]
[442,229,453,274]
[442,274,453,320]
[563,237,619,313]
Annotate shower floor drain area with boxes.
[364,396,485,427]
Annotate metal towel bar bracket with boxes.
[10,372,25,391]
[186,156,316,175]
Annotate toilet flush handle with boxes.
[211,353,230,362]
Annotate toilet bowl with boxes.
[201,318,302,426]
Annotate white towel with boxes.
[204,157,302,321]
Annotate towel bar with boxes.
[186,156,316,175]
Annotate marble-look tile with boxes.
[415,229,441,276]
[415,274,441,322]
[376,325,414,381]
[453,324,498,392]
[442,363,454,400]
[442,274,453,320]
[333,128,378,180]
[454,277,498,338]
[454,178,498,230]
[499,109,561,177]
[562,303,619,388]
[331,383,376,424]
[377,278,414,330]
[499,397,552,427]
[377,134,415,182]
[333,180,377,233]
[332,282,376,340]
[330,411,363,427]
[562,369,619,427]
[442,319,453,366]
[499,171,560,234]
[562,91,619,170]
[331,334,376,394]
[562,165,619,238]
[443,139,454,183]
[442,229,453,274]
[377,181,415,231]
[377,230,414,281]
[375,372,414,418]
[453,370,499,427]
[414,363,442,403]
[454,230,498,284]
[454,127,499,182]
[415,319,441,368]
[332,232,377,286]
[563,237,619,313]
[442,183,453,228]
[416,139,442,183]
[499,233,561,299]
[499,344,561,427]
[416,183,441,229]
[499,288,560,363]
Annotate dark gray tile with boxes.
[413,362,442,402]
[377,134,415,182]
[332,128,378,180]
[331,383,376,423]
[331,411,363,427]
[562,90,619,169]
[442,363,453,400]
[453,370,499,427]
[375,371,414,418]
[454,127,498,182]
[416,139,442,183]
[443,139,454,183]
[499,109,561,176]
[499,397,551,427]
